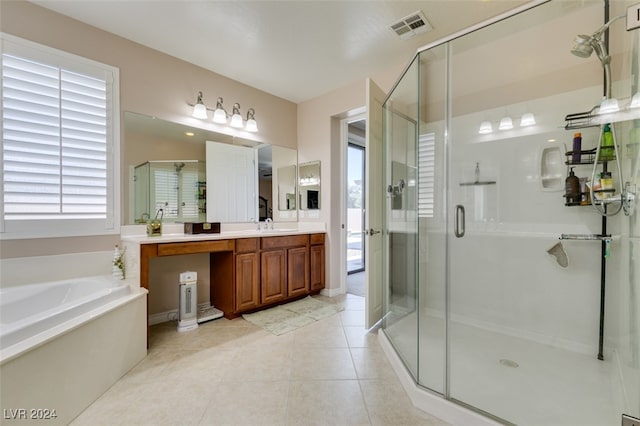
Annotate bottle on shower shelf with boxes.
[565,167,580,205]
[572,132,582,163]
[599,124,615,161]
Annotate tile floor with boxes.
[71,294,450,426]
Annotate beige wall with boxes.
[0,0,297,258]
[0,0,409,300]
[296,64,401,291]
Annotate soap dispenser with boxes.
[565,167,580,205]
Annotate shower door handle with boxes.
[454,204,465,238]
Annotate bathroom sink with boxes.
[260,228,298,235]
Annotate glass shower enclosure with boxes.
[381,1,640,424]
[134,160,206,224]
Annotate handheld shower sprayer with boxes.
[570,14,624,97]
[570,14,629,217]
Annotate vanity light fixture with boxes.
[245,108,258,132]
[520,112,536,126]
[213,97,228,124]
[189,92,258,132]
[299,176,320,186]
[192,91,208,119]
[498,116,513,130]
[478,121,493,134]
[230,103,244,128]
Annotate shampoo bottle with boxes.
[565,167,580,205]
[599,124,615,161]
[572,132,582,163]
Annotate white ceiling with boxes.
[32,0,530,103]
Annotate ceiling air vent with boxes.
[390,11,432,40]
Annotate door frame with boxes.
[339,113,366,294]
[347,140,366,275]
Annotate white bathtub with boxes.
[1,275,131,357]
[0,275,147,425]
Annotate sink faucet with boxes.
[265,218,273,230]
[254,219,261,231]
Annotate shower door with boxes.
[446,1,628,424]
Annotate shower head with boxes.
[570,15,625,62]
[571,34,595,58]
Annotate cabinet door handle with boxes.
[454,205,465,238]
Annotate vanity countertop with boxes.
[121,223,326,245]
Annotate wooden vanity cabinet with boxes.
[208,233,325,319]
[310,233,325,292]
[234,238,260,312]
[261,234,309,303]
[288,246,310,297]
[260,249,286,304]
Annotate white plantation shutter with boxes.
[153,168,200,220]
[154,169,178,218]
[418,133,435,218]
[1,34,120,238]
[180,170,199,218]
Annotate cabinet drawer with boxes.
[310,233,325,245]
[236,238,258,253]
[157,240,234,256]
[261,234,308,250]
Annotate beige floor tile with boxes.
[161,347,237,383]
[200,381,290,425]
[344,326,378,348]
[286,380,370,426]
[360,379,451,426]
[350,346,399,381]
[339,309,365,327]
[342,294,366,311]
[73,294,455,426]
[222,345,293,381]
[71,380,141,425]
[119,346,186,384]
[291,347,357,380]
[293,322,348,348]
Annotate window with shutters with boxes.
[152,167,200,220]
[418,133,435,218]
[1,34,120,239]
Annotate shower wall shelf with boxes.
[564,98,640,130]
[559,233,611,240]
[460,162,496,186]
[563,111,618,362]
[564,148,599,166]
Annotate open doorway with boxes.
[346,119,366,296]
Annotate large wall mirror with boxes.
[124,112,297,224]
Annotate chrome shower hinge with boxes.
[623,181,637,216]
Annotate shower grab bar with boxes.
[559,233,611,240]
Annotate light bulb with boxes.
[520,113,536,126]
[478,121,493,134]
[498,116,513,130]
[213,108,227,124]
[192,103,207,120]
[245,118,258,132]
